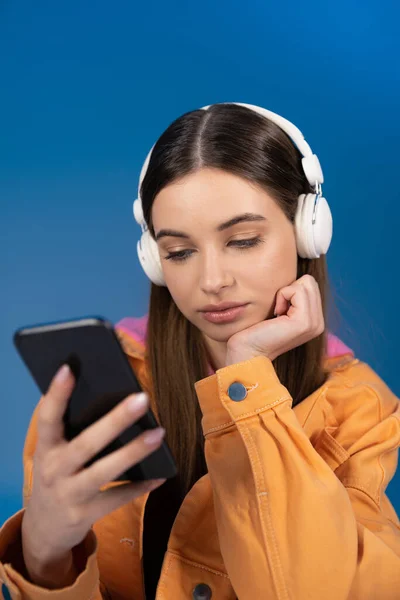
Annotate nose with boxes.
[198,250,234,295]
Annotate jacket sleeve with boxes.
[0,401,104,600]
[194,355,400,600]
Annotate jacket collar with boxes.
[115,315,354,367]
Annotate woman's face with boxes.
[151,168,298,361]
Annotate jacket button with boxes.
[227,382,247,401]
[2,583,11,600]
[192,583,212,599]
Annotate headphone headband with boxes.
[137,102,324,200]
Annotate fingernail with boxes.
[127,392,148,412]
[143,427,165,445]
[55,364,70,384]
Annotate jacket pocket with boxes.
[313,426,350,472]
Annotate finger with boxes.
[274,293,291,317]
[72,426,166,500]
[274,276,312,316]
[311,283,325,333]
[298,276,324,330]
[37,364,76,451]
[275,283,310,317]
[297,274,317,289]
[89,478,166,524]
[64,392,150,476]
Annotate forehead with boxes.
[151,168,279,229]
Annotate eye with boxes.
[229,237,263,249]
[164,249,194,262]
[164,237,263,263]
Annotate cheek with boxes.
[165,277,193,316]
[246,236,298,289]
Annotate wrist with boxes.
[225,346,262,367]
[22,516,78,588]
[23,544,77,589]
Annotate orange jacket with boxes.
[1,317,400,599]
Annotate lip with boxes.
[200,303,249,324]
[199,301,247,312]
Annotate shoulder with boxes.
[115,315,149,345]
[318,356,400,509]
[114,315,149,358]
[323,332,398,420]
[323,354,400,437]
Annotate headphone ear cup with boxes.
[133,198,144,225]
[137,231,166,286]
[133,195,166,286]
[295,194,333,259]
[313,195,333,256]
[295,194,309,258]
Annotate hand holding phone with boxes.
[20,363,166,587]
[13,316,177,587]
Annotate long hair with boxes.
[140,104,330,493]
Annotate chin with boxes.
[198,309,275,342]
[197,318,252,344]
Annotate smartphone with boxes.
[13,316,177,482]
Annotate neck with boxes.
[203,335,228,372]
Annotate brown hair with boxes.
[140,104,330,493]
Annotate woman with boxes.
[0,102,399,600]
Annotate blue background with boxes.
[1,0,399,524]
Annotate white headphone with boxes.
[133,102,333,286]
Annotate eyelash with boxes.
[164,237,264,263]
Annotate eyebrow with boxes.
[155,212,267,241]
